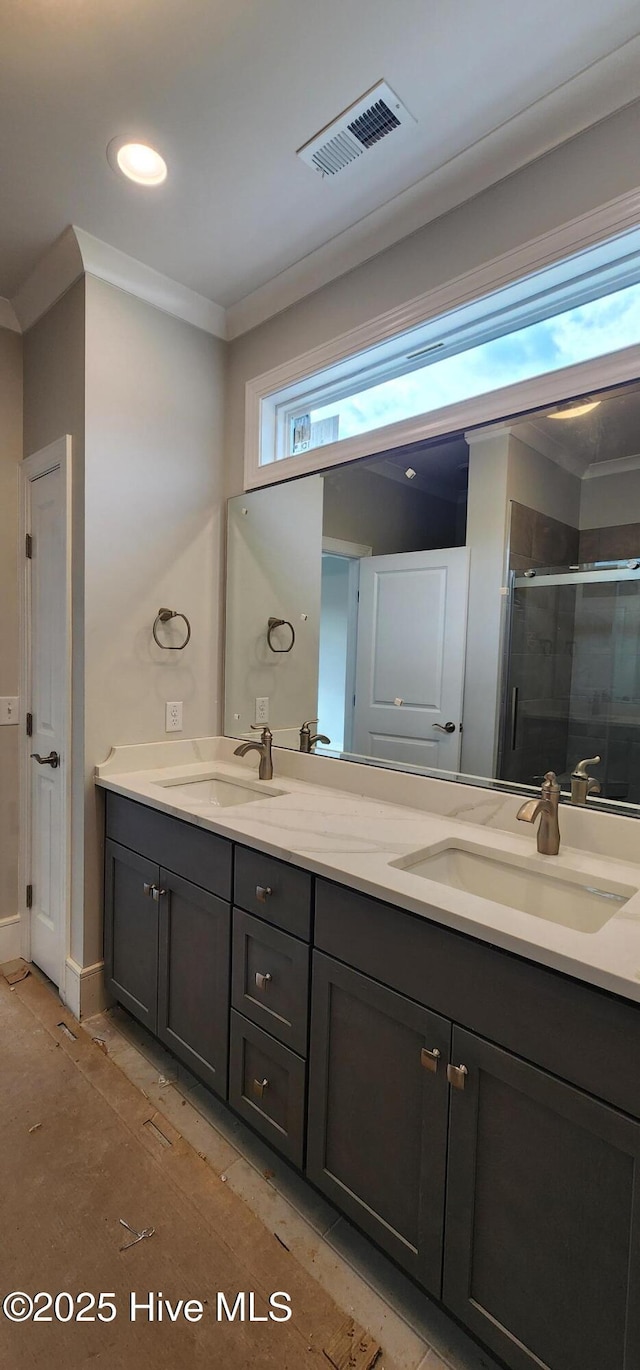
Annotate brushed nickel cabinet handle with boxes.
[151,886,166,901]
[447,1063,468,1090]
[256,885,273,902]
[420,1046,441,1073]
[252,1077,269,1099]
[255,971,272,990]
[143,882,154,897]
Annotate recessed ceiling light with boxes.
[107,138,167,186]
[547,400,601,420]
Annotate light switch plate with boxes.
[0,697,19,725]
[165,700,183,733]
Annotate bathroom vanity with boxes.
[98,742,640,1370]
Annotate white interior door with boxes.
[352,547,470,770]
[21,439,70,987]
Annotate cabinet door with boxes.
[307,952,451,1294]
[157,870,231,1098]
[444,1028,640,1370]
[104,839,159,1031]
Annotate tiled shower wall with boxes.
[502,503,640,798]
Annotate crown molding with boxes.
[0,298,20,332]
[225,37,640,340]
[11,226,83,332]
[585,451,640,479]
[11,226,227,339]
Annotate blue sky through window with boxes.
[308,279,640,445]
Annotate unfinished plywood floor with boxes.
[1,968,497,1370]
[1,970,383,1370]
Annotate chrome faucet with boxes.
[233,725,273,780]
[570,755,601,806]
[299,719,331,754]
[516,771,561,854]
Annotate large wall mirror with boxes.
[225,377,640,813]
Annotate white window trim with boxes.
[244,186,640,491]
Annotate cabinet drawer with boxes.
[315,878,640,1121]
[106,793,232,900]
[232,909,309,1054]
[234,847,311,939]
[229,1011,306,1166]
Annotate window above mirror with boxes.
[250,220,640,484]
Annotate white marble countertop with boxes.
[96,737,640,1006]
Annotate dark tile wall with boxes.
[503,504,579,784]
[579,523,640,562]
[509,501,579,573]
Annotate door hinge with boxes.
[25,533,33,558]
[26,712,33,737]
[26,884,33,909]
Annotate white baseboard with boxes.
[63,957,109,1020]
[0,915,21,964]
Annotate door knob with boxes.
[30,751,60,768]
[432,722,456,734]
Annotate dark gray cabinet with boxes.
[443,1029,640,1370]
[104,792,640,1370]
[229,1011,306,1165]
[232,908,310,1054]
[104,839,159,1031]
[157,870,231,1097]
[307,952,451,1295]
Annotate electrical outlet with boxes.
[165,700,183,733]
[255,696,269,726]
[0,697,19,725]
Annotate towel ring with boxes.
[152,607,192,651]
[267,616,295,653]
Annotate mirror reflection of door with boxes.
[352,547,470,770]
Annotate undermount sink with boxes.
[391,840,637,934]
[155,771,285,808]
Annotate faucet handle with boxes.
[571,755,601,778]
[250,723,272,735]
[301,719,318,730]
[542,770,560,791]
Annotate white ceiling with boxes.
[516,382,640,477]
[2,0,640,327]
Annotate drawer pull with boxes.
[151,886,166,902]
[256,885,273,903]
[252,1077,269,1099]
[255,971,272,991]
[447,1063,468,1090]
[143,882,154,897]
[420,1046,441,1073]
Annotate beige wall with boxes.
[580,466,640,529]
[0,327,22,924]
[83,277,226,966]
[225,477,324,737]
[23,279,86,965]
[225,99,640,503]
[24,278,226,978]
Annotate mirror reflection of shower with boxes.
[500,554,640,804]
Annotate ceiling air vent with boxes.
[297,80,416,178]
